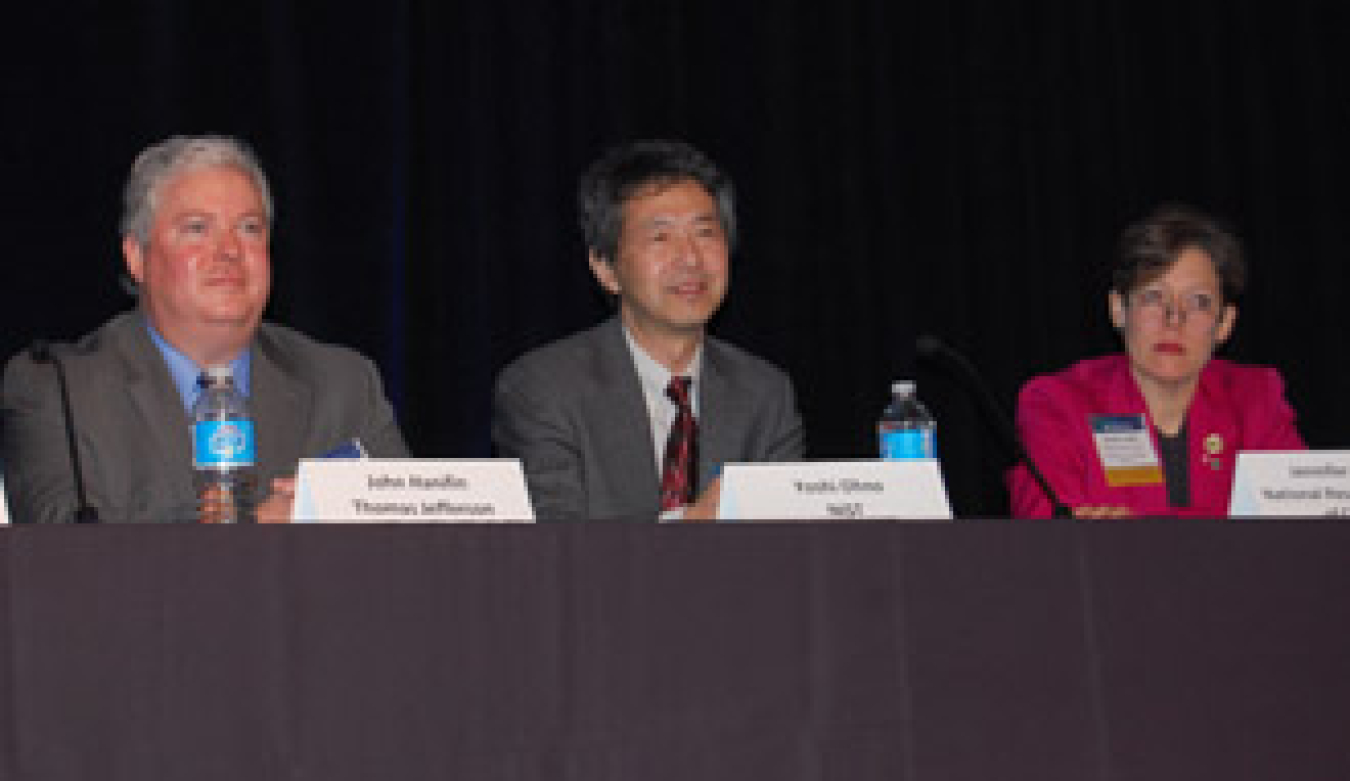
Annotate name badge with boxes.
[1091,414,1163,487]
[1229,451,1350,517]
[293,459,535,523]
[718,461,952,521]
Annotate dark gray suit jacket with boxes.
[1,311,409,523]
[492,317,804,520]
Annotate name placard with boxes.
[718,460,952,521]
[1228,451,1350,517]
[293,459,535,523]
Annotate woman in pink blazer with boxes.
[1009,205,1305,518]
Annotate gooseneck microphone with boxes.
[915,335,1071,518]
[28,340,100,523]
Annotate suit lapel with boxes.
[114,313,196,502]
[698,339,743,494]
[1186,364,1237,512]
[250,328,313,483]
[589,318,661,511]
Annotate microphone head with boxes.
[915,334,983,379]
[915,334,945,360]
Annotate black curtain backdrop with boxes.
[3,1,1346,516]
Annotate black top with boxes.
[1156,422,1190,508]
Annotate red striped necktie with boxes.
[659,376,698,511]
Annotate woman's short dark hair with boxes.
[578,139,736,264]
[1112,203,1247,303]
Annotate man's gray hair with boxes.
[121,135,273,248]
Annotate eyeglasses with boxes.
[1128,288,1222,325]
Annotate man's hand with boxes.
[256,477,297,524]
[683,476,722,523]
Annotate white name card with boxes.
[718,460,953,521]
[1228,451,1350,517]
[293,459,535,523]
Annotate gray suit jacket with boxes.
[1,311,409,523]
[492,317,804,520]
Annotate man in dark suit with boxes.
[493,140,804,521]
[1,135,408,523]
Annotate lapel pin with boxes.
[1203,433,1225,470]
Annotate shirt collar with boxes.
[622,326,703,412]
[144,316,252,410]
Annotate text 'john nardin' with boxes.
[367,474,469,490]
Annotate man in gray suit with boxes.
[1,135,408,523]
[493,140,804,521]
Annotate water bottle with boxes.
[191,366,257,523]
[878,380,937,460]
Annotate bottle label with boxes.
[193,420,256,468]
[880,429,934,460]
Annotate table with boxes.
[2,521,1348,780]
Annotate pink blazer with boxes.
[1007,355,1305,518]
